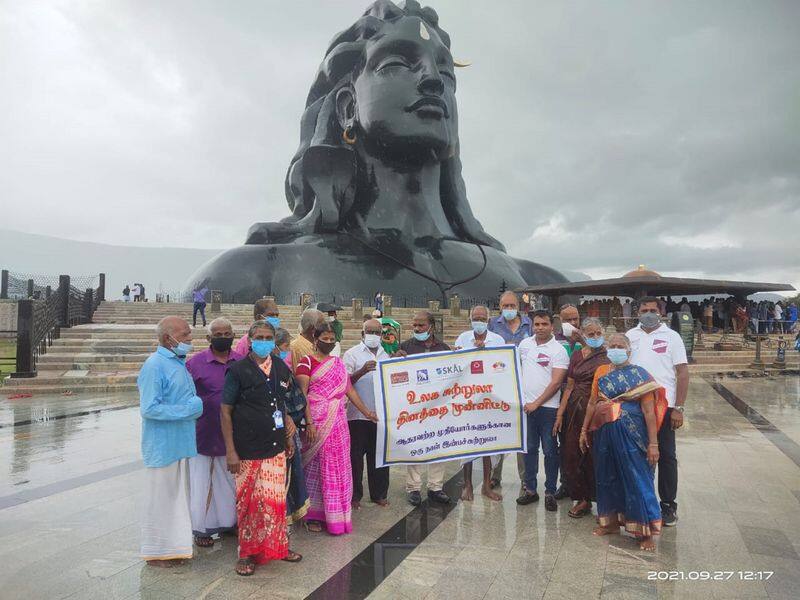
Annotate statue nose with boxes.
[418,73,444,96]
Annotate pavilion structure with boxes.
[517,265,796,309]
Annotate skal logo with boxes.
[390,371,409,385]
[434,364,463,379]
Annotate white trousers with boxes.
[406,462,446,493]
[141,459,193,560]
[189,454,237,536]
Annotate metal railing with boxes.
[1,271,106,378]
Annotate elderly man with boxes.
[235,298,281,355]
[289,308,325,373]
[454,305,505,501]
[138,316,203,566]
[186,317,241,548]
[488,291,532,489]
[517,310,569,511]
[344,318,391,509]
[398,311,451,505]
[556,304,583,358]
[627,297,688,527]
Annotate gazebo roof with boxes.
[517,268,795,298]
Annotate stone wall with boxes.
[0,300,17,335]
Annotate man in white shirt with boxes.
[454,305,506,502]
[343,319,390,509]
[516,310,569,511]
[626,296,689,527]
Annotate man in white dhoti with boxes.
[186,318,241,547]
[453,305,506,501]
[138,316,203,567]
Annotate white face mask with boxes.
[562,322,576,338]
[325,315,335,323]
[363,333,381,349]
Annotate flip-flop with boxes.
[194,535,214,547]
[568,504,591,518]
[281,550,303,563]
[236,559,255,576]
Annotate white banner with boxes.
[373,346,526,467]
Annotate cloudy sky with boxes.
[2,0,798,289]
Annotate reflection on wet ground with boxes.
[0,376,798,599]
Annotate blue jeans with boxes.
[524,407,560,495]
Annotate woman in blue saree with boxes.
[579,333,667,551]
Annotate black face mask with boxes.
[210,337,234,352]
[316,340,336,355]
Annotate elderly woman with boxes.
[553,317,609,518]
[296,322,378,535]
[579,333,666,551]
[273,327,310,528]
[221,321,302,575]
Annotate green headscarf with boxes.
[380,317,401,355]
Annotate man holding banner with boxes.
[454,306,505,502]
[398,311,452,506]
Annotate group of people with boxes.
[122,283,146,302]
[137,292,690,575]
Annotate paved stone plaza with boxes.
[0,374,799,599]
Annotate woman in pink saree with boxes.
[295,322,378,535]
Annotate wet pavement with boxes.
[0,375,798,598]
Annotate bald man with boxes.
[488,292,533,490]
[344,319,391,508]
[289,308,325,373]
[138,316,203,567]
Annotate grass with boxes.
[0,338,16,380]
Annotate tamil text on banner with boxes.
[373,346,526,467]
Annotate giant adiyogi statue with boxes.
[185,0,567,302]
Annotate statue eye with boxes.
[377,59,412,71]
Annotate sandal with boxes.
[568,502,591,518]
[304,520,323,533]
[281,550,303,563]
[194,535,214,547]
[235,558,256,576]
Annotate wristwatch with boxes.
[673,406,685,414]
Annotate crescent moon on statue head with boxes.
[454,59,472,68]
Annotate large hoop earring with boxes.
[342,125,356,145]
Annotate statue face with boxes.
[354,17,457,158]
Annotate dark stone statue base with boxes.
[185,234,567,305]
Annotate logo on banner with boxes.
[390,371,409,385]
[536,353,550,367]
[470,360,484,374]
[492,361,507,373]
[652,339,668,354]
[434,364,463,379]
[416,369,429,383]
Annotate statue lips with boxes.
[405,96,449,119]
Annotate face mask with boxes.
[639,312,661,328]
[607,348,629,365]
[585,336,605,349]
[279,350,289,360]
[317,340,336,355]
[502,309,518,321]
[363,333,381,348]
[264,316,280,329]
[561,322,576,337]
[471,321,488,335]
[210,337,233,352]
[413,330,430,342]
[325,315,335,323]
[169,336,192,358]
[251,339,275,358]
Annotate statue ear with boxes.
[335,87,356,129]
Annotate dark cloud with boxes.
[2,0,798,289]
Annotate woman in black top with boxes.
[221,321,302,576]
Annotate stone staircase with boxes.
[2,302,797,395]
[2,301,472,394]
